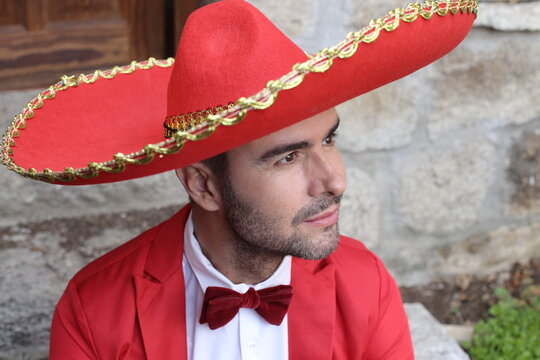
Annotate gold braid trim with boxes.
[164,103,235,138]
[0,0,478,183]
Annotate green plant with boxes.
[463,286,540,360]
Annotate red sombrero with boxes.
[1,0,478,185]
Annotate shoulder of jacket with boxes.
[329,235,381,272]
[70,221,162,285]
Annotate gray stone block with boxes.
[396,138,496,235]
[427,29,540,139]
[0,169,188,227]
[430,223,540,277]
[336,76,420,153]
[340,166,380,248]
[507,129,540,216]
[475,1,540,31]
[348,0,411,29]
[245,0,317,38]
[405,303,470,360]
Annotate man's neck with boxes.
[191,204,284,285]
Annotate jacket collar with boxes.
[143,204,192,282]
[134,204,191,360]
[289,256,336,360]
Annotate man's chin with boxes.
[292,230,340,260]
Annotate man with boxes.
[0,0,478,358]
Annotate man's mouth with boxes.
[303,205,339,227]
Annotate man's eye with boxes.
[277,152,297,165]
[323,133,337,145]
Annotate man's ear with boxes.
[175,164,221,212]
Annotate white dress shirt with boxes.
[183,212,291,360]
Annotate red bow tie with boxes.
[199,285,293,330]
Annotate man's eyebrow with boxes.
[257,117,341,162]
[258,141,310,162]
[327,117,340,138]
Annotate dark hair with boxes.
[201,151,229,180]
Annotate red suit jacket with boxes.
[50,205,413,359]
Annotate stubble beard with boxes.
[220,175,342,277]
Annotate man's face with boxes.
[219,108,346,260]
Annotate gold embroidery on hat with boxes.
[163,103,235,138]
[1,0,478,183]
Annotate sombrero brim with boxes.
[1,0,477,185]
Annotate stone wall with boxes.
[1,0,539,358]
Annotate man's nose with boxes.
[308,151,346,198]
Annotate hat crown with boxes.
[166,0,308,119]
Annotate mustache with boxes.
[291,195,342,225]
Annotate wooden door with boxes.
[0,0,200,91]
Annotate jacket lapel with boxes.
[134,205,191,360]
[288,257,336,359]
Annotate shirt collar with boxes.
[183,211,292,293]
